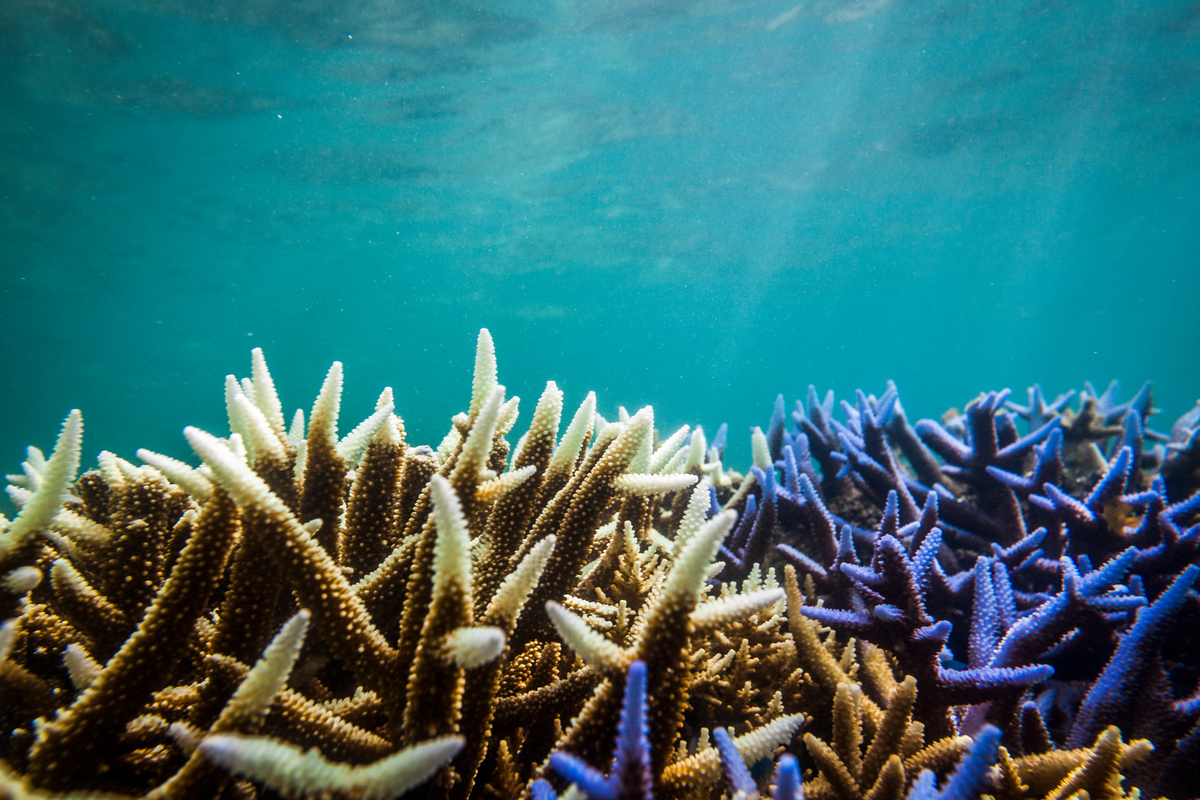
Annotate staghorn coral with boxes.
[0,337,1197,800]
[769,380,1198,799]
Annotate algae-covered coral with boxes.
[1,331,1197,800]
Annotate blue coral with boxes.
[906,726,1002,800]
[541,660,653,800]
[1067,563,1200,749]
[749,377,1200,796]
[800,527,1053,737]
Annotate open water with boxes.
[2,0,1198,481]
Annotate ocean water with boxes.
[2,0,1198,484]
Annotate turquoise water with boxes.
[2,0,1198,479]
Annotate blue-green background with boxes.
[2,0,1198,486]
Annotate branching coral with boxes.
[767,380,1198,799]
[0,339,1196,800]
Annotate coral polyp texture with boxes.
[1,332,1198,800]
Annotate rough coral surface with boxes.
[0,337,1196,800]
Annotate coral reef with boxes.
[1,334,1197,800]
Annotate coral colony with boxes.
[1,330,1198,800]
